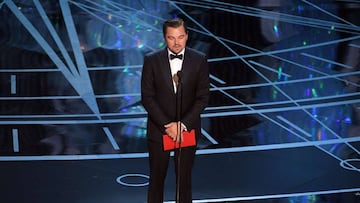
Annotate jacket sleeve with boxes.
[141,54,172,132]
[181,54,210,131]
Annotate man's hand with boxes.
[164,122,185,142]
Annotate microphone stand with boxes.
[175,71,182,203]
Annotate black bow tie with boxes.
[170,54,183,60]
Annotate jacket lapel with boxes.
[180,48,191,85]
[159,49,174,93]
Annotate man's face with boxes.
[164,25,188,54]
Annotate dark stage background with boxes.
[0,0,359,202]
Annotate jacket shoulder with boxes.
[186,47,207,58]
[145,49,166,58]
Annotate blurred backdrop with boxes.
[0,0,359,202]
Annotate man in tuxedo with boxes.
[141,18,210,203]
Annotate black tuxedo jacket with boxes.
[141,47,209,143]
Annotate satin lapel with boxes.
[159,49,174,92]
[181,49,192,84]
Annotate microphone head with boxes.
[173,74,179,85]
[177,71,182,81]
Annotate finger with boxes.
[169,132,176,141]
[174,133,178,143]
[164,122,175,128]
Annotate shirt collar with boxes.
[167,48,185,58]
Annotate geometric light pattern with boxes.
[0,0,359,168]
[1,0,360,202]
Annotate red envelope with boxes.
[162,129,196,151]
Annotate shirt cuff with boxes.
[181,122,188,131]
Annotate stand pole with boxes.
[175,71,182,203]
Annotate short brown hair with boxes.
[162,18,188,37]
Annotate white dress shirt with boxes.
[168,48,187,131]
[168,48,185,93]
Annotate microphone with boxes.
[174,71,182,203]
[177,71,182,83]
[173,74,179,86]
[173,71,182,86]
